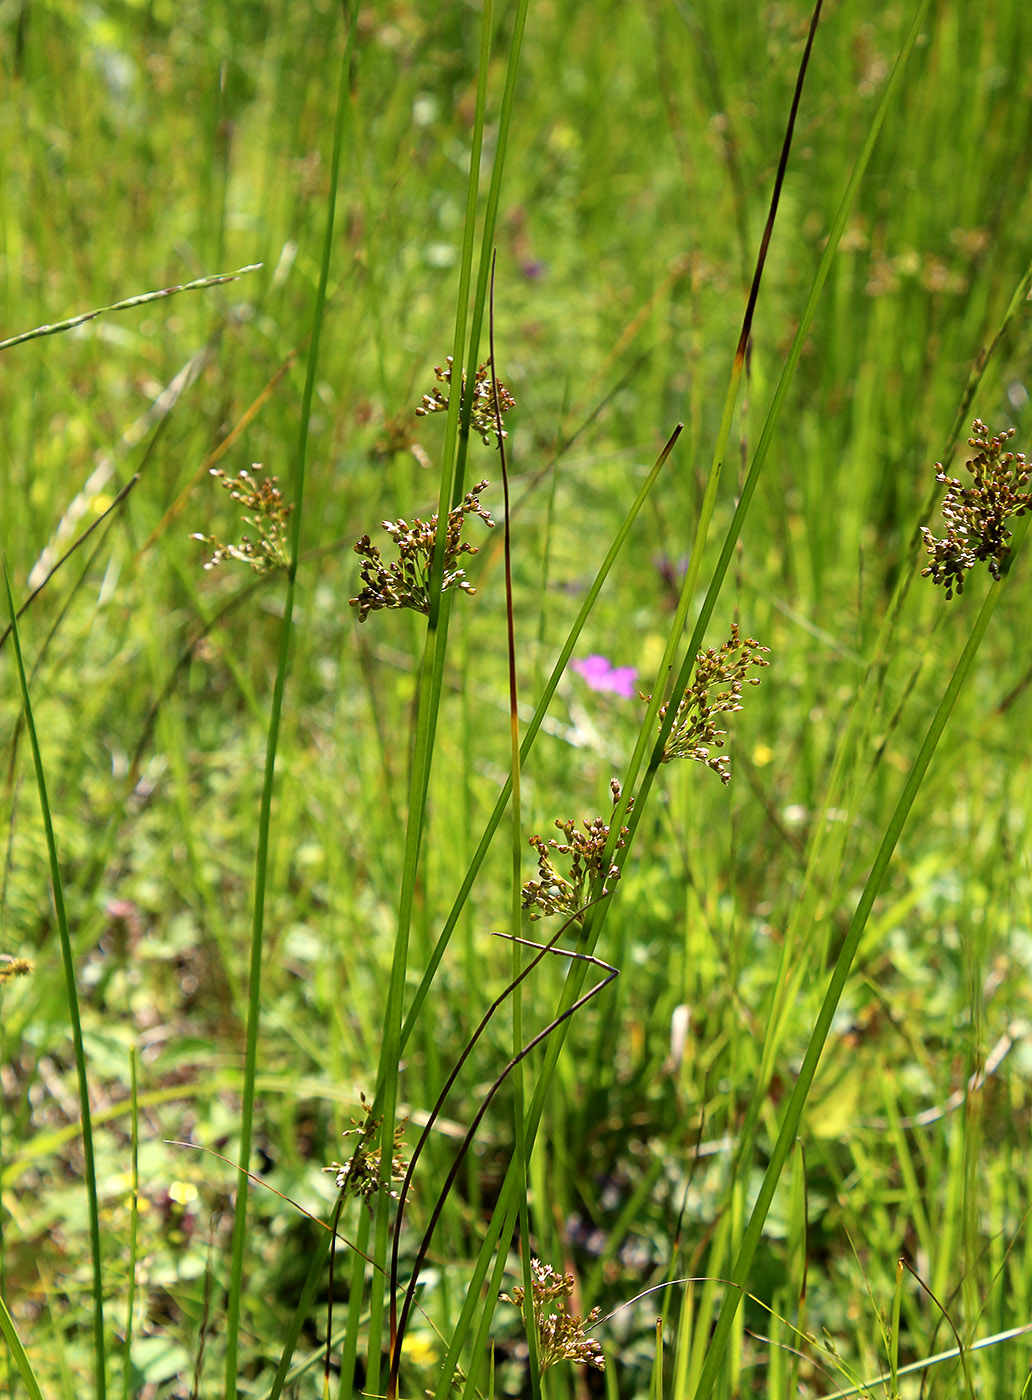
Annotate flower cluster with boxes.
[0,954,33,986]
[522,779,631,921]
[500,1259,605,1375]
[323,1093,408,1202]
[415,357,516,446]
[921,419,1031,598]
[349,482,495,622]
[191,465,293,574]
[653,624,770,783]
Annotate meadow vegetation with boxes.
[3,3,1032,1398]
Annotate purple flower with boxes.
[570,654,638,699]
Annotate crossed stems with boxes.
[380,896,618,1399]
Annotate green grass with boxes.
[4,3,1032,1398]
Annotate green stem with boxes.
[690,524,1025,1398]
[222,12,355,1395]
[2,562,106,1400]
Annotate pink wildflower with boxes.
[570,655,637,699]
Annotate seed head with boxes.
[650,624,771,783]
[500,1259,605,1375]
[415,357,515,446]
[349,482,495,622]
[522,780,631,921]
[921,419,1032,599]
[191,465,293,574]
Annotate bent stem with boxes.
[2,562,106,1400]
[388,921,618,1398]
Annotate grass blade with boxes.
[2,560,106,1400]
[0,1290,45,1400]
[367,5,533,1388]
[690,514,1029,1396]
[123,1047,140,1400]
[490,254,543,1396]
[221,12,356,1396]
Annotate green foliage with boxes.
[3,3,1032,1399]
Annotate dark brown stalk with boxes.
[733,0,824,372]
[386,911,618,1398]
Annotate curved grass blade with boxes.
[2,560,106,1400]
[390,927,618,1398]
[814,1322,1032,1400]
[0,1290,45,1400]
[387,898,605,1363]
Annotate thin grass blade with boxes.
[2,561,106,1400]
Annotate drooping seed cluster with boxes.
[652,623,771,783]
[522,779,631,921]
[190,465,293,574]
[921,419,1032,599]
[500,1258,605,1374]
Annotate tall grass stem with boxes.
[690,516,1028,1396]
[2,562,106,1400]
[221,10,356,1395]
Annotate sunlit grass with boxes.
[3,4,1032,1399]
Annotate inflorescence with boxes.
[921,419,1032,599]
[652,624,770,783]
[191,465,293,574]
[0,954,33,986]
[500,1259,605,1375]
[323,1093,408,1203]
[349,482,495,622]
[415,356,516,446]
[522,779,631,921]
